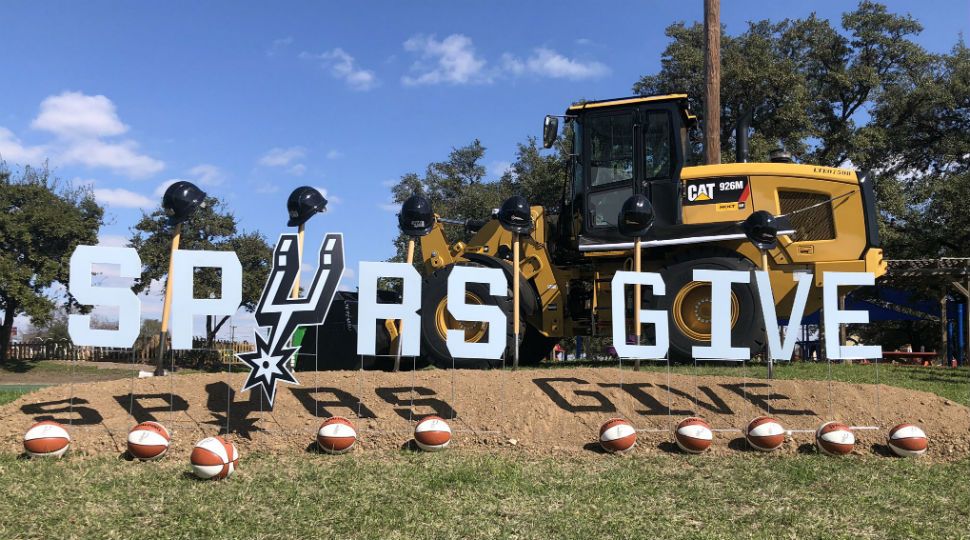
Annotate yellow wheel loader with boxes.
[397,94,885,368]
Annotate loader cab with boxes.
[547,94,695,255]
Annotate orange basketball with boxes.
[599,418,637,454]
[23,421,71,458]
[317,417,357,454]
[190,436,239,479]
[127,421,171,461]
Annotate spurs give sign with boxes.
[66,234,883,405]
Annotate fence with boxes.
[5,338,254,369]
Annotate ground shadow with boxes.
[870,443,896,457]
[727,437,752,452]
[582,441,608,454]
[290,387,376,419]
[656,441,682,454]
[375,387,456,420]
[532,377,616,413]
[399,439,418,452]
[796,442,818,455]
[21,398,103,424]
[202,382,269,440]
[113,393,189,423]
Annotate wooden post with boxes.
[633,237,642,372]
[291,224,305,298]
[393,239,415,372]
[512,235,521,370]
[703,0,721,165]
[762,249,773,378]
[154,222,182,376]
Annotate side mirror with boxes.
[542,115,559,149]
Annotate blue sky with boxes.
[2,1,967,337]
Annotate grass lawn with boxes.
[0,451,966,539]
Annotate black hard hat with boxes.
[398,194,435,237]
[742,210,779,250]
[162,181,207,225]
[497,195,534,235]
[617,194,655,238]
[286,186,328,227]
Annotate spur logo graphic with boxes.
[237,233,345,406]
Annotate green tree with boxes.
[0,163,104,363]
[387,137,568,262]
[632,1,929,168]
[128,198,272,348]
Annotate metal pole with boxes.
[154,222,182,376]
[633,236,642,372]
[512,234,521,370]
[703,0,721,165]
[393,239,415,372]
[941,296,948,367]
[762,249,773,379]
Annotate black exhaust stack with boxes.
[735,111,751,163]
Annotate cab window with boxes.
[643,111,672,180]
[589,114,633,187]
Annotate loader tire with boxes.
[518,324,558,366]
[656,254,765,364]
[420,265,517,369]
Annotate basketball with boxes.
[414,415,451,451]
[675,417,713,454]
[887,423,928,457]
[317,416,357,454]
[599,418,637,454]
[816,421,854,456]
[127,421,171,461]
[190,436,239,479]
[745,416,785,452]
[23,421,71,458]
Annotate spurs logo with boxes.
[237,233,344,406]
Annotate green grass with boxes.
[0,385,47,406]
[0,358,133,377]
[0,452,966,539]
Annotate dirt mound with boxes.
[1,368,967,459]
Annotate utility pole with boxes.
[703,0,721,165]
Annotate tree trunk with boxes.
[0,299,17,365]
[205,315,230,349]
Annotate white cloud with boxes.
[0,127,46,164]
[325,149,343,159]
[287,163,307,176]
[188,163,224,186]
[267,36,293,56]
[31,92,128,138]
[503,48,610,80]
[258,146,305,167]
[98,234,130,247]
[93,187,155,209]
[60,138,164,177]
[253,182,279,194]
[402,34,489,86]
[5,91,166,177]
[301,48,378,91]
[488,160,513,179]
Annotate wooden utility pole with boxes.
[703,0,721,165]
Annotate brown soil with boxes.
[1,368,967,460]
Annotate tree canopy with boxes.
[0,163,103,362]
[129,197,271,346]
